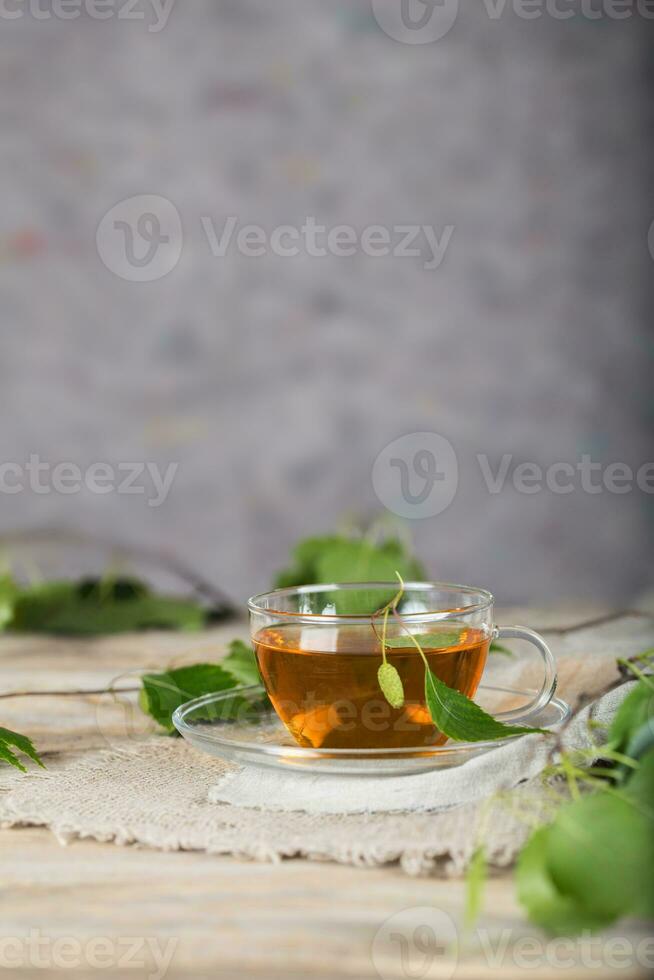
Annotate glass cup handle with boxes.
[491,626,558,723]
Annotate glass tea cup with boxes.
[248,582,556,750]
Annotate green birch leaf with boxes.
[273,534,426,609]
[273,535,343,588]
[608,680,654,753]
[315,540,423,614]
[623,723,654,767]
[520,763,654,932]
[516,827,604,935]
[623,746,654,807]
[0,727,45,771]
[221,639,261,685]
[424,669,548,742]
[0,742,25,772]
[10,578,208,635]
[377,662,405,708]
[0,574,18,630]
[140,663,237,733]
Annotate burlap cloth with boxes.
[0,614,651,876]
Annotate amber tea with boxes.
[254,623,490,750]
[249,582,558,755]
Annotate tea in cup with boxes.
[248,583,556,750]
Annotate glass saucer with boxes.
[173,683,570,777]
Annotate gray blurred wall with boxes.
[1,0,652,604]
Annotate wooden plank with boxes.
[0,830,650,980]
[0,624,250,695]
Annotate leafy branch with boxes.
[373,572,548,743]
[465,649,654,935]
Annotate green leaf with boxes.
[517,752,654,934]
[9,578,208,636]
[623,724,654,769]
[273,533,426,615]
[548,782,654,924]
[424,669,548,742]
[384,631,462,650]
[623,746,654,807]
[464,846,487,930]
[77,577,148,601]
[274,534,425,593]
[316,541,425,614]
[0,574,18,630]
[315,539,423,588]
[516,827,605,935]
[0,727,45,772]
[221,640,261,686]
[140,663,237,733]
[273,535,344,589]
[608,680,653,753]
[377,662,405,708]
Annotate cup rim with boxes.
[247,580,494,621]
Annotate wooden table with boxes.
[1,605,652,980]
